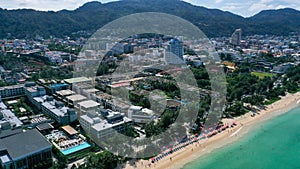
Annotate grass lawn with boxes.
[251,72,275,79]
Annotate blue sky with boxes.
[1,0,299,17]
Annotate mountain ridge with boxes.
[0,0,299,38]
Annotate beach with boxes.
[123,91,300,169]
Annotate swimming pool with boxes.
[61,142,91,155]
[51,83,69,89]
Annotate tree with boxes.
[81,151,119,169]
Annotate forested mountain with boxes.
[0,0,299,38]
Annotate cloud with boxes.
[215,0,224,4]
[1,0,99,11]
[0,0,299,17]
[275,4,288,9]
[223,5,239,11]
[249,0,275,12]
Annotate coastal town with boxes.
[0,0,300,169]
[0,25,299,169]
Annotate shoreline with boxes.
[123,92,300,169]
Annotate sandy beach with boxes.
[123,91,300,169]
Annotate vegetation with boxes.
[31,66,73,81]
[251,72,275,79]
[284,65,300,93]
[47,43,82,55]
[51,147,68,169]
[144,109,179,137]
[0,1,299,38]
[77,151,121,169]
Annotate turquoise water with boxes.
[61,142,91,155]
[51,83,68,89]
[183,107,300,169]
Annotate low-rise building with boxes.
[41,100,77,125]
[80,109,133,139]
[65,94,87,107]
[64,77,92,86]
[128,106,155,123]
[76,100,100,115]
[95,93,131,113]
[0,84,24,99]
[24,83,46,109]
[25,83,77,125]
[54,89,75,101]
[0,129,52,169]
[0,109,23,130]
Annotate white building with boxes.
[80,109,133,139]
[128,106,155,123]
[76,100,100,115]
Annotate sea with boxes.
[183,106,300,169]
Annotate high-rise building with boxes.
[231,29,242,46]
[164,39,184,64]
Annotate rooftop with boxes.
[56,89,75,96]
[96,93,113,100]
[0,84,24,90]
[64,77,91,84]
[84,88,100,94]
[77,100,100,109]
[1,109,23,128]
[92,116,132,132]
[66,94,87,102]
[61,125,78,135]
[42,101,69,117]
[0,129,52,160]
[36,123,54,131]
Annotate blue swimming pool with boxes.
[51,83,69,89]
[61,142,91,155]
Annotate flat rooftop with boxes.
[0,129,52,160]
[42,101,69,117]
[61,125,78,135]
[0,84,24,90]
[36,123,54,131]
[77,100,100,109]
[84,88,100,93]
[92,116,132,132]
[109,82,130,88]
[96,93,113,100]
[56,89,75,96]
[1,109,23,128]
[66,94,87,102]
[64,77,91,84]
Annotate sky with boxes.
[0,0,300,17]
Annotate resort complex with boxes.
[0,1,299,168]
